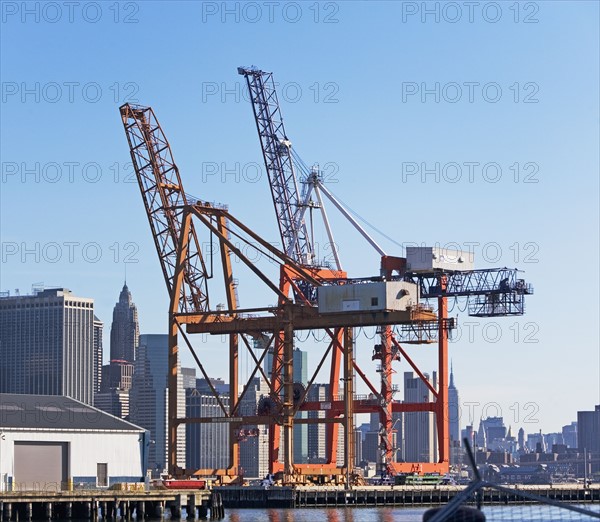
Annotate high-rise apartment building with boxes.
[109,283,139,362]
[129,334,185,475]
[0,288,94,404]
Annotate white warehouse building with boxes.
[0,394,148,491]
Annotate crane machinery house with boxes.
[317,281,419,313]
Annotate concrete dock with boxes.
[0,489,216,520]
[216,484,600,509]
[0,484,598,518]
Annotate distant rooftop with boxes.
[0,394,144,432]
[0,287,72,299]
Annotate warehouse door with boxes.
[14,442,68,491]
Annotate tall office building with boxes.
[109,283,139,362]
[97,284,139,418]
[129,334,185,475]
[181,367,197,389]
[238,377,270,479]
[93,315,104,394]
[577,405,600,453]
[448,363,460,445]
[186,389,230,471]
[482,417,506,446]
[307,383,329,463]
[403,371,437,463]
[306,382,345,465]
[518,427,525,452]
[354,428,363,467]
[392,411,403,462]
[101,360,134,391]
[94,389,130,419]
[447,364,462,465]
[0,288,94,404]
[363,412,381,464]
[562,422,578,448]
[265,347,308,464]
[95,360,134,418]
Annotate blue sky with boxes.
[1,1,598,434]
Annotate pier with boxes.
[0,489,221,521]
[0,484,597,518]
[216,484,600,509]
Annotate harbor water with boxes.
[208,505,600,521]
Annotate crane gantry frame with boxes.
[120,72,533,483]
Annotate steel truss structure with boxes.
[120,96,533,483]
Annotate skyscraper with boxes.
[238,377,270,479]
[93,315,104,395]
[307,383,329,463]
[518,427,525,452]
[448,362,460,444]
[109,283,139,363]
[577,405,600,453]
[129,334,186,475]
[265,347,308,464]
[95,359,134,418]
[562,422,578,448]
[186,388,230,471]
[0,288,94,404]
[403,371,437,463]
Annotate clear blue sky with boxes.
[1,1,598,435]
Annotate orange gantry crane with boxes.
[120,75,532,483]
[237,66,532,477]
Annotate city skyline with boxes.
[0,278,595,475]
[1,2,598,436]
[0,279,594,438]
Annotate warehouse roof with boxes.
[0,394,144,431]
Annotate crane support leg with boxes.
[436,276,450,469]
[283,313,295,482]
[344,327,355,483]
[168,210,193,475]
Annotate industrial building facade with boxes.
[0,394,147,491]
[0,288,96,405]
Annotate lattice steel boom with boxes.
[405,268,533,316]
[238,67,313,264]
[120,103,209,313]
